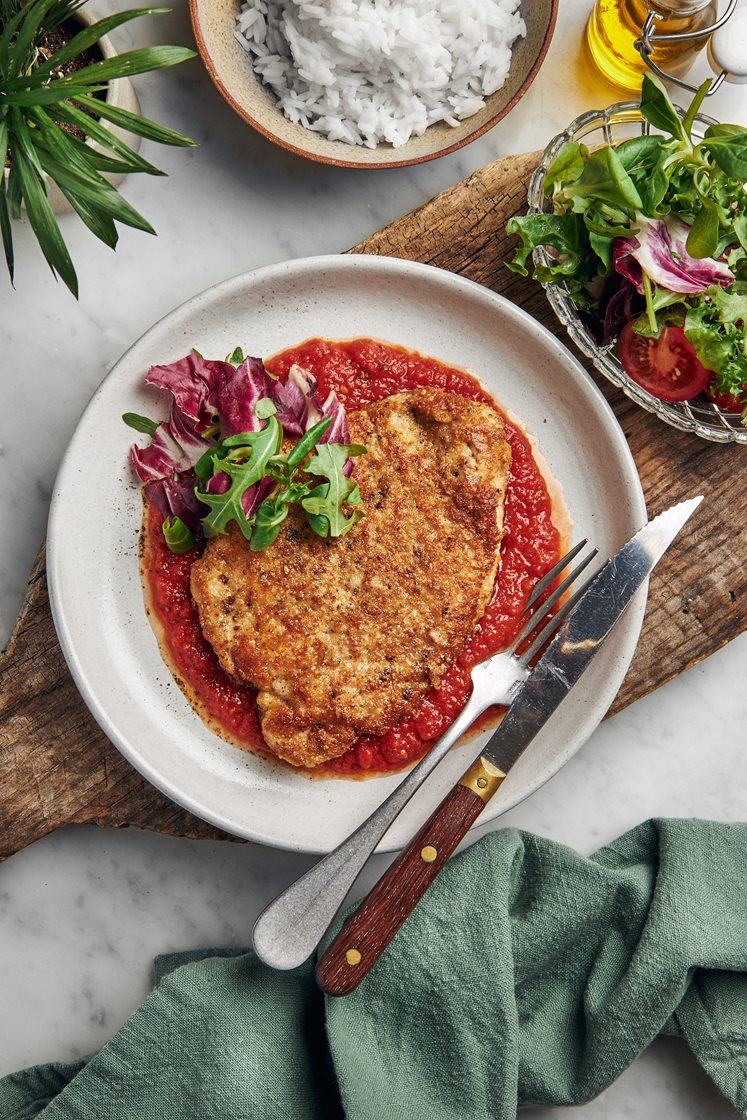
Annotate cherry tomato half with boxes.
[617,322,712,403]
[706,380,743,414]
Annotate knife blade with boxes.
[476,494,703,781]
[315,496,703,996]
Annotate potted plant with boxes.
[1,0,196,297]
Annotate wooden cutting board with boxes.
[1,150,745,861]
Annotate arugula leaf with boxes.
[284,415,332,469]
[227,346,245,367]
[192,427,259,483]
[197,418,282,540]
[123,411,159,436]
[301,443,366,538]
[250,495,291,552]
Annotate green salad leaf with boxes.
[122,411,160,436]
[197,417,283,541]
[561,146,643,215]
[301,443,366,539]
[505,72,747,414]
[162,516,195,554]
[685,284,747,397]
[193,405,367,551]
[226,346,245,367]
[701,129,747,182]
[686,199,720,259]
[639,72,690,143]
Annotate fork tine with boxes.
[525,539,588,610]
[513,545,597,651]
[519,551,600,663]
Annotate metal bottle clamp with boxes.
[635,0,747,93]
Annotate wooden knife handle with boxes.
[315,760,500,996]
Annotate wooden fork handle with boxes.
[315,756,506,996]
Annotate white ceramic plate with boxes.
[48,255,646,854]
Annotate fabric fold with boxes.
[1,819,745,1119]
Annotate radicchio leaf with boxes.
[130,350,361,550]
[147,352,276,438]
[144,473,204,534]
[243,475,275,518]
[272,364,324,435]
[273,364,352,471]
[215,357,276,438]
[602,276,644,345]
[146,353,227,432]
[319,390,349,444]
[131,402,209,483]
[321,392,355,476]
[614,216,734,295]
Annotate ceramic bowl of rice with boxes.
[190,0,558,168]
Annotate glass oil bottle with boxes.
[585,0,719,91]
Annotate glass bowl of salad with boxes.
[509,75,747,444]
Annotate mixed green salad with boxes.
[124,347,365,554]
[507,74,747,421]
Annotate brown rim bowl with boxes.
[189,0,558,169]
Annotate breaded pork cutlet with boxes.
[190,387,511,768]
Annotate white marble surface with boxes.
[1,0,746,1115]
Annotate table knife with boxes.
[315,496,702,996]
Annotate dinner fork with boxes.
[253,540,599,972]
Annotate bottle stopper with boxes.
[707,5,747,83]
[636,0,746,93]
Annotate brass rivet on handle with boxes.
[459,756,507,804]
[345,948,362,966]
[420,845,438,863]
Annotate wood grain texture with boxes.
[316,782,486,996]
[1,150,745,860]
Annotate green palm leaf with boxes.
[0,118,14,281]
[50,100,166,174]
[56,182,119,248]
[0,0,196,296]
[30,7,170,74]
[4,45,196,96]
[6,159,23,220]
[8,0,60,78]
[73,92,196,146]
[11,123,78,295]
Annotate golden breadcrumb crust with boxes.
[190,387,511,767]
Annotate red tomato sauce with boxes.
[141,338,561,778]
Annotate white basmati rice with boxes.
[234,0,526,149]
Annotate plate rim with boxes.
[47,254,647,853]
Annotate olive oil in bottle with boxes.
[585,0,718,91]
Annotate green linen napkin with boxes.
[2,818,746,1119]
